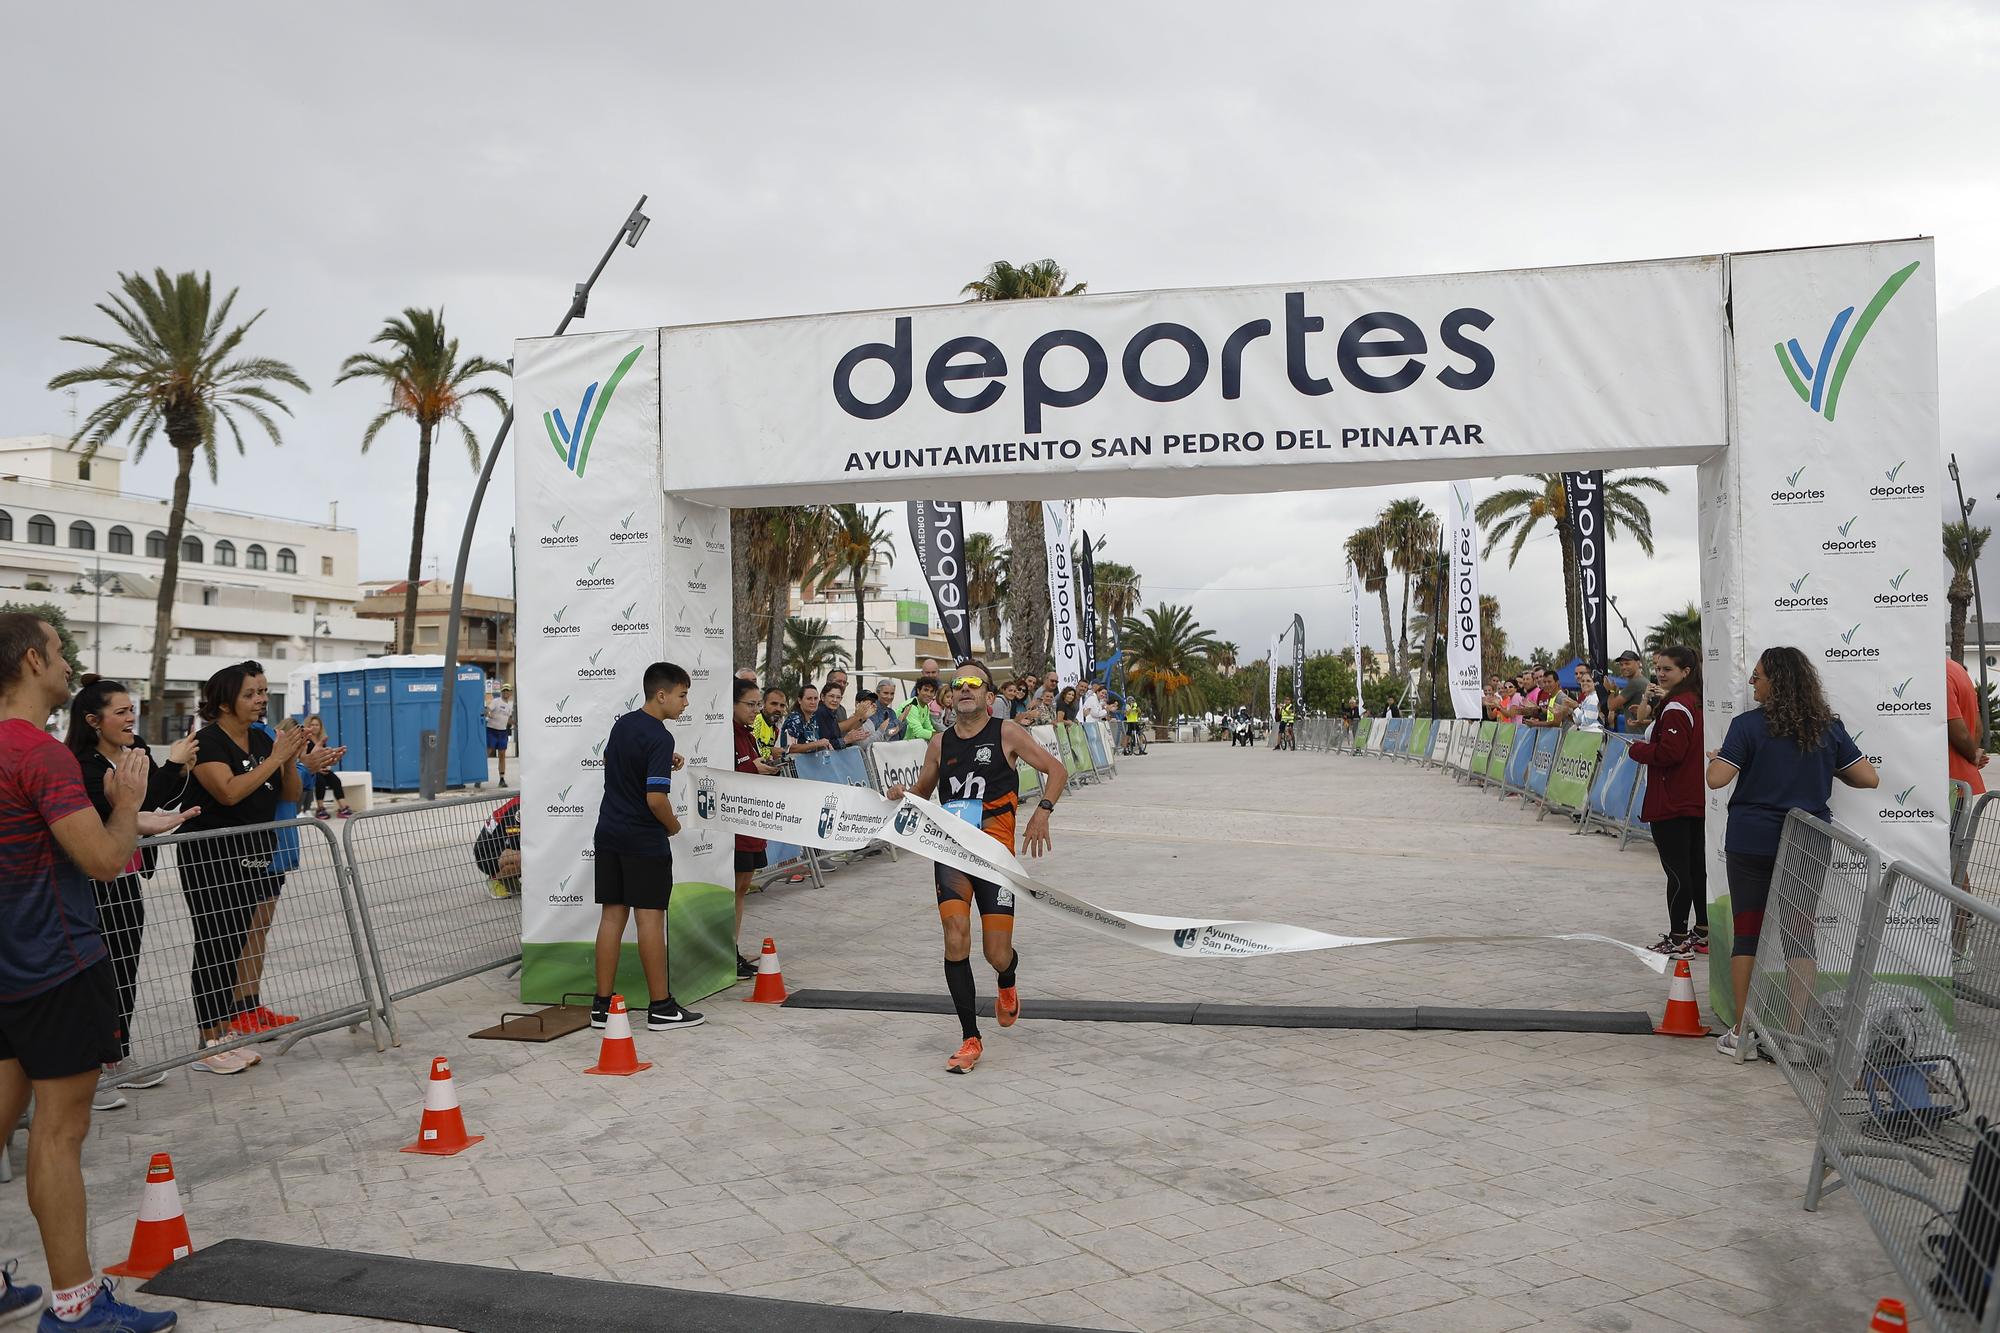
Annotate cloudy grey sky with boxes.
[6,2,1997,666]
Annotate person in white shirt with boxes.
[1080,684,1108,724]
[484,686,515,783]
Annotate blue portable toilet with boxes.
[364,668,397,787]
[448,664,487,787]
[386,667,441,790]
[330,670,368,758]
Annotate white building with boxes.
[789,557,960,677]
[0,435,393,730]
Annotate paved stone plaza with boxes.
[4,742,1909,1330]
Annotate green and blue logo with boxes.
[1775,261,1919,421]
[546,345,645,478]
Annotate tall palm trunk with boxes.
[1950,575,1973,659]
[766,583,788,681]
[400,419,433,653]
[1006,501,1048,675]
[1375,586,1394,675]
[149,427,198,740]
[1397,572,1411,666]
[852,569,866,671]
[730,509,763,672]
[1557,521,1583,652]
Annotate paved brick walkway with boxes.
[3,742,1907,1330]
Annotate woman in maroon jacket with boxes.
[731,678,780,981]
[1629,645,1706,956]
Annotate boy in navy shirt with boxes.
[591,662,703,1033]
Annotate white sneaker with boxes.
[1716,1030,1757,1058]
[92,1087,128,1111]
[195,1041,251,1075]
[116,1067,168,1090]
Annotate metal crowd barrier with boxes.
[1743,812,2000,1331]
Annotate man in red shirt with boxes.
[1947,656,1988,797]
[730,678,780,980]
[0,613,188,1330]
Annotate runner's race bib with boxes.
[944,799,983,829]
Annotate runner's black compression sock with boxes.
[997,950,1018,989]
[944,958,980,1039]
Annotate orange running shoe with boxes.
[255,1005,299,1027]
[226,1010,268,1037]
[945,1037,983,1074]
[996,986,1020,1028]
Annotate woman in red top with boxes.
[1628,645,1706,956]
[730,678,780,981]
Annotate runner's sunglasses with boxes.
[951,675,988,690]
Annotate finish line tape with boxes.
[692,768,1668,975]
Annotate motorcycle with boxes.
[1230,715,1254,747]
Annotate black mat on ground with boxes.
[144,1239,1114,1333]
[783,990,1652,1034]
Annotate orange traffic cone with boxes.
[401,1056,483,1156]
[105,1153,194,1279]
[1655,957,1712,1037]
[1869,1298,1908,1331]
[744,937,788,1004]
[585,994,652,1075]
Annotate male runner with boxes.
[887,661,1066,1074]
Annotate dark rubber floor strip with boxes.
[783,990,1652,1035]
[144,1239,1115,1333]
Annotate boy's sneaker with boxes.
[92,1085,128,1112]
[1717,1029,1758,1059]
[1646,933,1685,956]
[647,999,705,1031]
[37,1278,176,1331]
[590,995,610,1030]
[1,1259,42,1323]
[105,1058,168,1092]
[735,955,758,981]
[1689,931,1711,956]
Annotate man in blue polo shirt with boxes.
[0,613,182,1331]
[591,661,703,1034]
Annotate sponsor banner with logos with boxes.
[1349,561,1367,714]
[656,260,1727,506]
[512,328,734,1005]
[1561,471,1610,672]
[866,738,930,796]
[1078,529,1099,676]
[692,766,1669,970]
[1291,614,1305,718]
[1446,480,1484,718]
[905,500,974,664]
[1044,501,1086,688]
[1703,240,1943,1018]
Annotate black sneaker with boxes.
[648,998,705,1031]
[736,954,759,981]
[590,995,610,1029]
[1647,933,1685,957]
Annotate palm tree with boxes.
[1380,497,1439,666]
[747,506,830,678]
[963,259,1086,674]
[1946,520,1992,659]
[780,616,849,687]
[334,308,507,653]
[807,503,895,670]
[1480,594,1509,682]
[1120,603,1222,721]
[50,270,308,724]
[1211,640,1240,675]
[1476,471,1668,649]
[1646,603,1702,653]
[1344,526,1396,672]
[964,531,1008,654]
[1092,557,1140,659]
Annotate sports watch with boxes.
[1037,798,1057,813]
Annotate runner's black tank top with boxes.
[937,715,1019,844]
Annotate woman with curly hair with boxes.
[1706,646,1877,1056]
[1628,646,1706,957]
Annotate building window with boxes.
[78,459,91,481]
[417,625,440,646]
[276,547,297,574]
[27,515,55,546]
[202,587,218,606]
[181,536,202,563]
[68,520,95,550]
[214,540,236,567]
[109,525,133,554]
[321,555,334,577]
[193,638,212,655]
[0,510,13,542]
[246,543,267,570]
[145,530,167,558]
[274,645,287,660]
[257,639,275,656]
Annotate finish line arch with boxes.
[510,238,1944,1008]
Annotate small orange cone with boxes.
[1655,957,1712,1037]
[1869,1298,1908,1331]
[585,994,652,1075]
[105,1153,194,1278]
[744,937,788,1004]
[401,1056,483,1156]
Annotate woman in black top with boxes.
[63,677,203,1097]
[183,662,339,1063]
[302,714,352,818]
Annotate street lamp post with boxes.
[424,196,651,798]
[68,555,118,675]
[1947,453,1986,699]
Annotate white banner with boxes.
[657,260,1728,506]
[866,738,930,795]
[691,767,1667,970]
[1447,479,1484,719]
[1044,501,1086,687]
[1348,562,1366,713]
[1268,633,1281,721]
